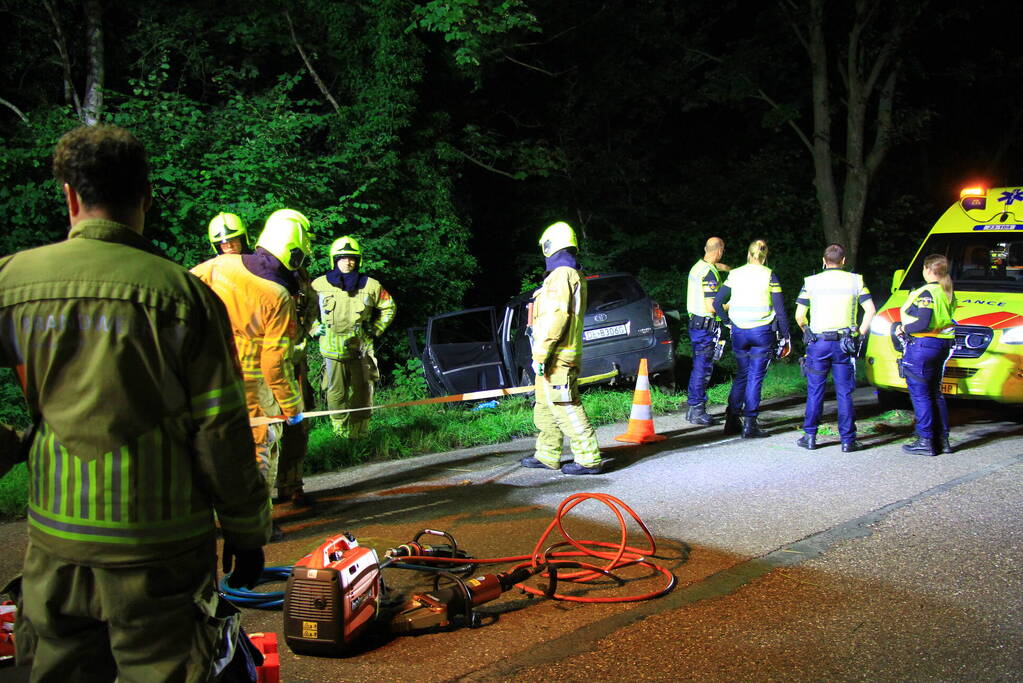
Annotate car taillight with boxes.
[651,302,667,329]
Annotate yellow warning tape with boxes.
[249,368,619,427]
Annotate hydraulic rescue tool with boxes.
[282,532,382,656]
[383,529,472,573]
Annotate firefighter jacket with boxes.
[686,259,722,318]
[796,268,872,334]
[290,273,319,368]
[531,266,587,367]
[311,275,396,361]
[0,219,271,565]
[901,283,956,339]
[191,255,305,425]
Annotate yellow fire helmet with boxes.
[207,212,248,252]
[538,221,578,257]
[256,208,313,271]
[330,235,362,261]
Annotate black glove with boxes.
[222,545,265,589]
[839,335,858,356]
[802,327,818,345]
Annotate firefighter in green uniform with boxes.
[0,125,270,681]
[685,236,730,425]
[312,236,396,438]
[519,221,603,475]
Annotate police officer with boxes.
[312,236,396,438]
[0,125,270,680]
[713,239,790,438]
[794,244,876,451]
[192,209,311,502]
[685,236,730,425]
[207,211,250,255]
[896,254,957,456]
[520,221,603,475]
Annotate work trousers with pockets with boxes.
[687,325,716,408]
[322,355,377,438]
[276,367,314,497]
[902,337,953,441]
[533,365,601,468]
[15,539,224,683]
[727,324,774,418]
[802,338,857,443]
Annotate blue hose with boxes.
[219,566,293,610]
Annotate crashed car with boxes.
[408,272,675,396]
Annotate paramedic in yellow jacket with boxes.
[519,221,603,475]
[192,209,311,487]
[312,236,396,438]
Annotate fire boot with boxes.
[723,412,742,435]
[902,437,936,456]
[741,417,768,439]
[686,404,714,426]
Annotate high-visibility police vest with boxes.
[686,259,722,318]
[901,282,955,339]
[799,268,869,333]
[722,264,778,329]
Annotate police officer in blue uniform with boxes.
[713,239,790,438]
[896,254,957,456]
[685,237,730,425]
[794,244,876,451]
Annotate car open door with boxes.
[418,307,513,396]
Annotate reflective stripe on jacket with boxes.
[311,275,395,361]
[722,264,778,329]
[0,219,270,565]
[531,266,587,367]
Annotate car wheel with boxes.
[652,368,676,392]
[877,388,910,412]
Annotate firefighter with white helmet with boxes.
[192,208,311,535]
[207,212,250,255]
[311,235,396,438]
[520,221,602,475]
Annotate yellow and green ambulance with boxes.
[865,186,1023,408]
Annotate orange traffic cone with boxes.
[615,358,666,444]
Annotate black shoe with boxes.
[742,417,769,439]
[841,441,865,453]
[561,462,602,475]
[271,522,285,543]
[939,435,953,454]
[902,437,937,456]
[723,413,742,435]
[796,433,816,450]
[686,404,715,426]
[520,456,558,469]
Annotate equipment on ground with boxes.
[390,567,535,633]
[282,532,382,656]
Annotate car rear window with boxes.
[586,276,646,313]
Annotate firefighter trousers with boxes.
[15,540,223,682]
[533,366,601,468]
[322,355,378,438]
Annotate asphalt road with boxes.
[1,387,1021,681]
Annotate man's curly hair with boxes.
[52,125,149,210]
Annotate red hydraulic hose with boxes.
[394,492,676,603]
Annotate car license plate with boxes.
[940,382,957,395]
[584,323,629,341]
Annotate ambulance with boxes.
[865,186,1023,407]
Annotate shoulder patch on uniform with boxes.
[379,289,390,301]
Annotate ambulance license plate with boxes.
[584,323,629,341]
[940,382,957,395]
